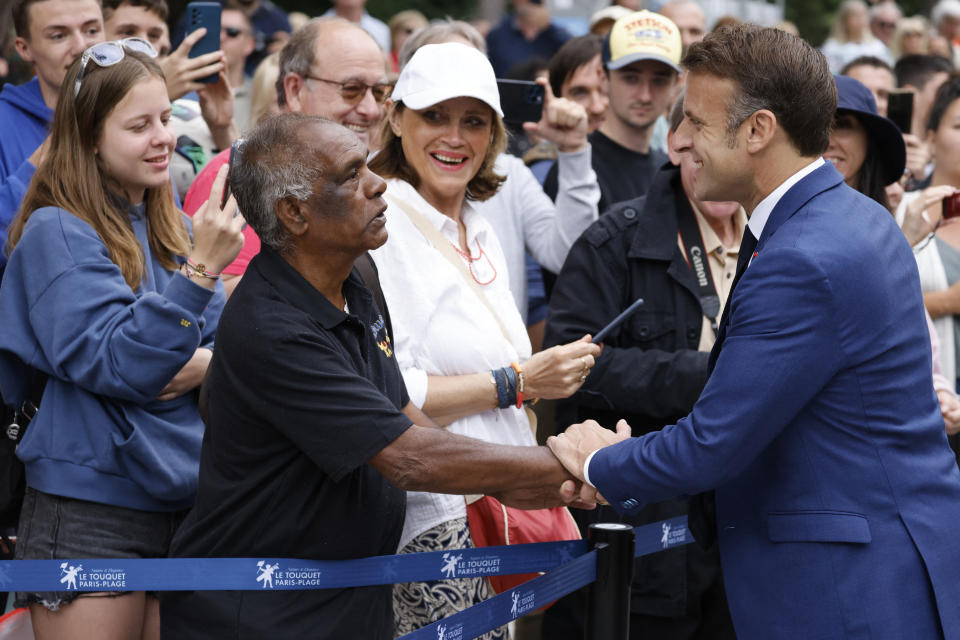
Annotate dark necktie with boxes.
[707,226,758,374]
[692,225,759,549]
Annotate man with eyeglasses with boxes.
[181,17,390,297]
[0,0,104,267]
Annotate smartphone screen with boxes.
[187,2,221,84]
[887,90,913,134]
[496,79,545,125]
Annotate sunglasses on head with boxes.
[74,38,158,98]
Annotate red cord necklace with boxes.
[451,239,497,285]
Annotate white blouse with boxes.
[371,178,537,549]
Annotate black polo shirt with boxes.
[160,245,412,640]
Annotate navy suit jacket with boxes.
[589,163,960,639]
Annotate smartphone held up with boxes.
[187,1,221,83]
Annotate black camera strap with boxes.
[675,195,721,336]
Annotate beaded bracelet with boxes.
[510,362,524,408]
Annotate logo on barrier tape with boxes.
[661,522,688,548]
[511,589,536,618]
[437,622,464,640]
[59,562,126,590]
[440,552,501,579]
[256,560,324,588]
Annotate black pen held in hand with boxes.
[592,298,644,344]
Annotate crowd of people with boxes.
[2,0,960,639]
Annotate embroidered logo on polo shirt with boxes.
[255,561,279,589]
[180,319,192,328]
[370,314,393,358]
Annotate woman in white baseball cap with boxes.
[368,42,600,638]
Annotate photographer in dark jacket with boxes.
[541,95,743,639]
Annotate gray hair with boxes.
[397,19,487,71]
[229,114,326,253]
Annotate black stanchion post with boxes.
[584,522,634,640]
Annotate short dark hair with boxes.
[926,72,960,133]
[682,23,835,156]
[840,55,893,76]
[101,0,167,21]
[894,54,954,90]
[13,0,104,37]
[548,34,603,98]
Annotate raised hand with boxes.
[186,163,245,289]
[161,28,226,101]
[522,77,589,153]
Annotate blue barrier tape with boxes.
[397,550,598,640]
[633,515,692,557]
[0,515,692,593]
[0,539,588,592]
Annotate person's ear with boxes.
[13,36,34,64]
[388,103,403,137]
[744,109,777,154]
[283,74,306,113]
[275,198,308,237]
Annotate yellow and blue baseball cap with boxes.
[602,10,682,72]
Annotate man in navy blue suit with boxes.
[548,24,960,640]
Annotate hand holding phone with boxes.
[519,77,589,153]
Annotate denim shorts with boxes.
[14,487,185,610]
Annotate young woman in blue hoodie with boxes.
[0,39,244,639]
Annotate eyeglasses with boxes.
[74,37,157,97]
[222,26,245,38]
[302,75,393,105]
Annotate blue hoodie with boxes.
[0,77,52,260]
[0,203,225,511]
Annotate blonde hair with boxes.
[9,50,189,290]
[249,51,280,127]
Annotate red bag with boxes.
[465,496,581,598]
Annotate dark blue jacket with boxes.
[590,163,960,639]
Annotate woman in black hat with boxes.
[826,74,908,209]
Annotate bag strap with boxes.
[385,193,538,437]
[384,193,514,346]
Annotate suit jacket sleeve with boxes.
[589,245,845,512]
[545,228,709,419]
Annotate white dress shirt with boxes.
[583,157,826,487]
[371,178,537,549]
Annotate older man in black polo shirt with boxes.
[159,114,585,639]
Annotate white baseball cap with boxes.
[391,42,504,118]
